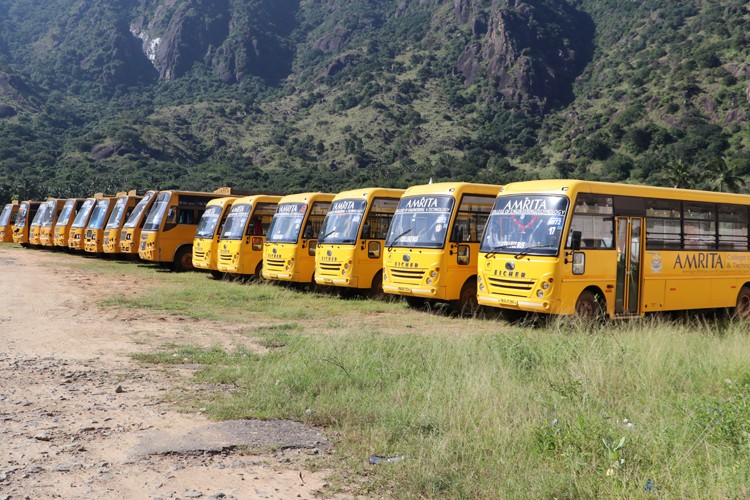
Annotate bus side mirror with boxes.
[571,230,582,251]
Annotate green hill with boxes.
[0,0,748,201]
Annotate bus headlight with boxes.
[541,281,550,290]
[537,290,544,298]
[286,259,295,270]
[383,272,388,282]
[426,278,433,285]
[479,283,485,292]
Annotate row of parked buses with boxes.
[4,180,750,320]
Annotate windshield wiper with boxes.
[484,244,521,259]
[514,244,556,259]
[388,228,413,251]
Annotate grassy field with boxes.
[57,254,750,497]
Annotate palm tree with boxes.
[662,159,694,189]
[705,156,745,193]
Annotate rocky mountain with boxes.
[0,0,748,201]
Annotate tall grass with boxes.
[139,318,750,497]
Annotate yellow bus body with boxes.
[68,196,104,251]
[119,190,158,254]
[315,187,404,293]
[477,179,750,319]
[139,190,229,271]
[382,182,502,311]
[192,197,239,271]
[84,196,119,253]
[103,193,143,254]
[262,192,334,284]
[53,199,85,247]
[0,202,19,243]
[215,195,282,276]
[12,201,42,245]
[39,199,67,247]
[28,200,55,246]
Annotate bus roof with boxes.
[232,194,284,205]
[402,182,502,198]
[206,196,239,207]
[499,179,750,205]
[332,187,405,201]
[277,192,336,204]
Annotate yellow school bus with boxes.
[315,188,404,295]
[192,196,239,274]
[119,190,158,254]
[382,182,501,314]
[68,195,108,251]
[102,191,143,254]
[12,201,43,246]
[53,198,85,247]
[28,200,55,246]
[262,192,334,285]
[215,195,282,278]
[477,179,750,319]
[38,199,67,247]
[139,189,230,270]
[0,201,19,243]
[84,194,121,254]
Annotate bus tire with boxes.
[455,279,479,317]
[736,286,750,320]
[575,290,603,320]
[210,270,225,280]
[370,270,385,298]
[173,246,194,272]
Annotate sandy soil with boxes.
[0,246,338,500]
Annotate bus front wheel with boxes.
[736,286,750,320]
[370,270,385,299]
[454,280,479,317]
[405,296,428,309]
[173,246,194,272]
[575,290,603,320]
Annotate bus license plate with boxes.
[499,298,517,306]
[398,287,410,293]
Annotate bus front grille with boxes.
[390,268,426,281]
[487,277,536,297]
[194,250,206,259]
[318,263,342,273]
[219,253,233,263]
[265,258,285,269]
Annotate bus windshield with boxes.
[0,205,12,226]
[30,204,49,227]
[87,199,111,230]
[142,193,170,232]
[40,201,57,227]
[71,200,95,228]
[123,192,154,228]
[480,195,570,256]
[105,198,128,229]
[267,203,307,243]
[318,199,366,244]
[385,195,454,249]
[15,204,30,227]
[220,203,251,240]
[195,205,224,238]
[57,200,76,226]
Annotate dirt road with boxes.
[0,247,334,499]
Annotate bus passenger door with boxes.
[615,217,643,316]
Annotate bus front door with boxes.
[615,217,643,316]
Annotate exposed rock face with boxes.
[132,0,297,83]
[454,0,594,112]
[151,0,230,81]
